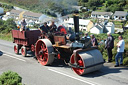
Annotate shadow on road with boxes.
[48,59,70,68]
[81,64,128,78]
[0,51,3,56]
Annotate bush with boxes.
[0,19,17,33]
[123,57,128,66]
[0,71,22,85]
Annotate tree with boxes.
[0,19,17,33]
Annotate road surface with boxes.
[0,39,128,85]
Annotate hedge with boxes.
[0,71,22,85]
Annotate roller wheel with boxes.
[70,49,104,75]
[21,46,27,57]
[14,44,19,54]
[35,39,54,66]
[70,54,85,75]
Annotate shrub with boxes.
[0,71,22,85]
[123,57,128,66]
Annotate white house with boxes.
[113,11,128,20]
[90,21,115,34]
[90,24,103,34]
[64,18,94,31]
[91,11,113,19]
[105,22,115,34]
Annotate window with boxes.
[92,14,95,16]
[104,15,108,18]
[98,15,101,17]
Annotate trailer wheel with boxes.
[14,45,19,54]
[21,46,27,57]
[35,39,54,66]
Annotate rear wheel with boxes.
[14,44,19,54]
[35,39,54,66]
[21,46,27,57]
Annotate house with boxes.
[23,11,42,22]
[91,11,113,19]
[2,12,11,21]
[90,21,115,34]
[90,24,103,34]
[64,18,94,32]
[105,22,115,34]
[113,11,128,20]
[10,9,23,20]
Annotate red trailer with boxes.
[12,30,41,56]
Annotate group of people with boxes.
[19,18,57,33]
[105,33,125,67]
[84,32,125,67]
[83,33,98,48]
[38,21,57,33]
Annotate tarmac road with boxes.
[0,39,128,85]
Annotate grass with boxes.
[0,33,12,41]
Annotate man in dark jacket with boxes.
[105,32,114,62]
[49,21,57,32]
[39,22,49,33]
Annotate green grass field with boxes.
[0,33,12,41]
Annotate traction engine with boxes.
[35,15,104,75]
[12,14,104,75]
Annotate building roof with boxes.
[91,11,113,16]
[95,24,103,30]
[10,9,22,15]
[23,11,42,17]
[114,11,128,16]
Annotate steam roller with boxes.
[35,12,104,75]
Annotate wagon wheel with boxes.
[14,44,19,54]
[21,46,27,57]
[35,39,54,66]
[70,53,85,75]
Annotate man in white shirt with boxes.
[115,35,125,67]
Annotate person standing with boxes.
[20,18,27,31]
[49,21,57,32]
[105,32,114,62]
[90,34,98,48]
[39,22,49,33]
[82,32,90,39]
[114,35,125,67]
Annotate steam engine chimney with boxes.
[73,11,79,41]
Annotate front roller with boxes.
[35,39,54,66]
[70,49,104,75]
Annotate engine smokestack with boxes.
[73,11,79,41]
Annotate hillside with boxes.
[78,0,128,12]
[0,0,78,16]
